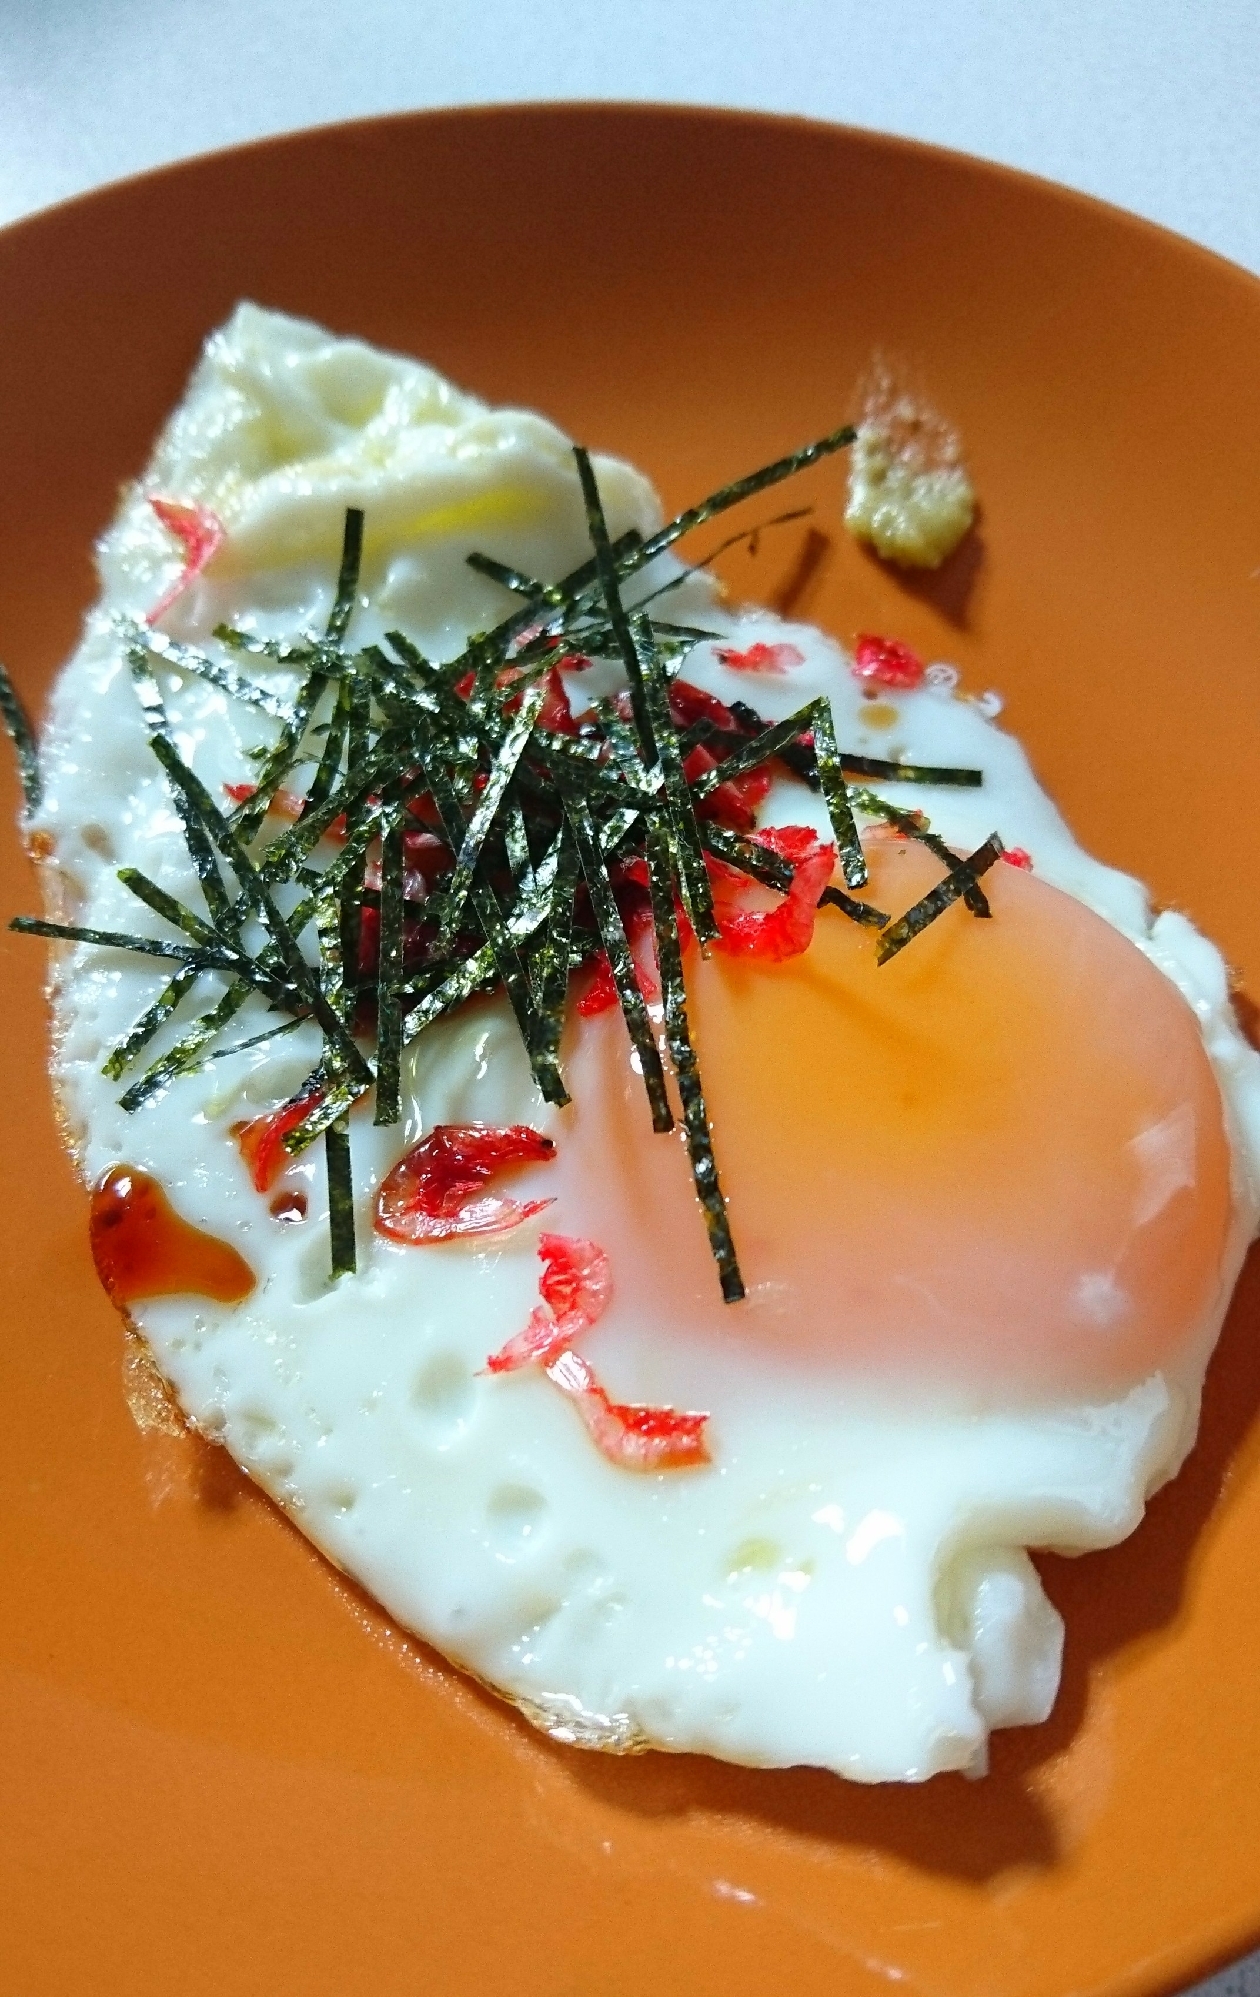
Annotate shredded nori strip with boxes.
[327,507,365,645]
[0,658,42,812]
[534,727,661,811]
[573,450,717,938]
[723,697,982,792]
[303,681,350,819]
[198,1014,307,1066]
[631,613,718,942]
[525,828,579,1106]
[852,786,991,919]
[140,628,296,722]
[689,698,863,888]
[629,423,858,572]
[372,805,407,1126]
[324,1115,357,1277]
[229,663,329,847]
[402,944,499,1041]
[574,447,658,761]
[700,822,889,930]
[645,820,743,1300]
[147,731,371,1084]
[465,552,545,599]
[658,506,813,586]
[118,980,253,1112]
[875,835,1004,965]
[419,733,558,1101]
[727,698,820,788]
[555,763,672,1134]
[435,676,547,944]
[116,867,225,951]
[10,914,242,974]
[809,697,867,889]
[502,800,536,895]
[839,753,983,788]
[102,964,201,1080]
[258,738,403,878]
[687,704,821,798]
[128,649,241,938]
[476,528,643,657]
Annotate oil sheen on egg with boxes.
[34,304,1260,1782]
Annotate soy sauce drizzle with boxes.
[90,1165,255,1305]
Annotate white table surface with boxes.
[3,3,1258,1992]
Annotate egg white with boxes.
[32,304,1260,1782]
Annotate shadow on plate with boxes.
[862,519,986,631]
[716,512,984,639]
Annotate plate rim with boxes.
[2,98,1259,1997]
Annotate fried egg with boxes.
[32,304,1260,1782]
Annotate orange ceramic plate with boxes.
[1,106,1258,1997]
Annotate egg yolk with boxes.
[545,839,1233,1402]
